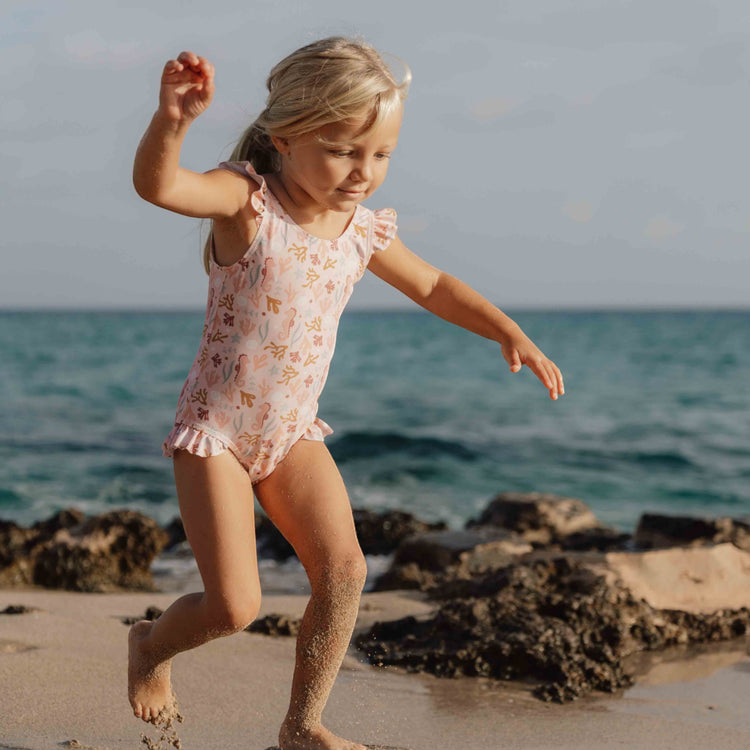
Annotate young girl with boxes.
[129,36,563,750]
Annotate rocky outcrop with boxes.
[373,493,628,593]
[605,543,750,613]
[121,605,164,626]
[634,513,750,552]
[0,509,169,592]
[163,507,447,562]
[246,613,302,637]
[359,497,750,703]
[466,491,630,550]
[1,604,39,615]
[352,509,447,555]
[357,550,750,703]
[373,529,532,591]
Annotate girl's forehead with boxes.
[318,107,403,145]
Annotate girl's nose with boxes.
[351,159,372,182]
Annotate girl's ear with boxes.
[270,135,289,156]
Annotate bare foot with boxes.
[128,619,174,723]
[279,721,367,750]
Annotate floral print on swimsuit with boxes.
[162,160,398,484]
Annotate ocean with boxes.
[1,309,748,534]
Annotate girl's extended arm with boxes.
[367,236,565,400]
[133,51,249,219]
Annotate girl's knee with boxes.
[312,552,368,592]
[205,591,262,634]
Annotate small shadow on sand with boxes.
[264,746,411,750]
[0,639,39,654]
[58,742,138,750]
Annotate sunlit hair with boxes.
[201,36,411,273]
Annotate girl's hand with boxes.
[501,327,565,400]
[158,51,215,123]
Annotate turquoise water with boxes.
[1,309,748,532]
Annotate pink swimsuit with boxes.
[161,160,397,484]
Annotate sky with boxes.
[2,0,749,310]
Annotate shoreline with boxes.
[2,587,750,750]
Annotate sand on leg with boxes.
[253,438,368,750]
[128,448,262,723]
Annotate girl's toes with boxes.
[143,707,151,722]
[134,703,142,719]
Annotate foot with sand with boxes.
[128,619,175,722]
[278,721,367,750]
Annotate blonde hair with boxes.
[201,36,411,273]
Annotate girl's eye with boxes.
[376,153,392,160]
[331,150,353,157]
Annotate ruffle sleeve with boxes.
[217,160,267,224]
[372,208,398,252]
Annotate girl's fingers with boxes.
[177,50,198,65]
[542,364,557,397]
[197,56,214,77]
[554,363,565,394]
[507,346,564,399]
[175,51,213,75]
[529,359,556,397]
[542,361,565,399]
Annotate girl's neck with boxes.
[266,171,356,239]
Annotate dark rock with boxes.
[255,514,296,561]
[560,527,631,552]
[373,528,527,592]
[253,508,448,562]
[0,519,38,581]
[356,555,750,703]
[1,604,38,614]
[390,529,521,572]
[246,613,301,637]
[634,513,750,552]
[373,561,440,593]
[455,539,534,576]
[466,492,616,547]
[163,516,186,551]
[353,509,447,556]
[0,508,169,592]
[121,605,164,625]
[162,511,296,561]
[30,508,86,536]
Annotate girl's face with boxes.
[277,105,403,212]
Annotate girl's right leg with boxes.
[128,448,262,723]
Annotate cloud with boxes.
[563,200,595,224]
[62,29,148,68]
[644,215,683,241]
[471,97,517,121]
[0,98,27,124]
[654,37,750,87]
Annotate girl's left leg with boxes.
[252,438,368,750]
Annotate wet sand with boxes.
[1,587,750,750]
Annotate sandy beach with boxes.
[2,581,750,750]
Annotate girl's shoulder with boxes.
[216,160,269,217]
[367,206,398,253]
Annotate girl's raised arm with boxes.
[133,51,249,220]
